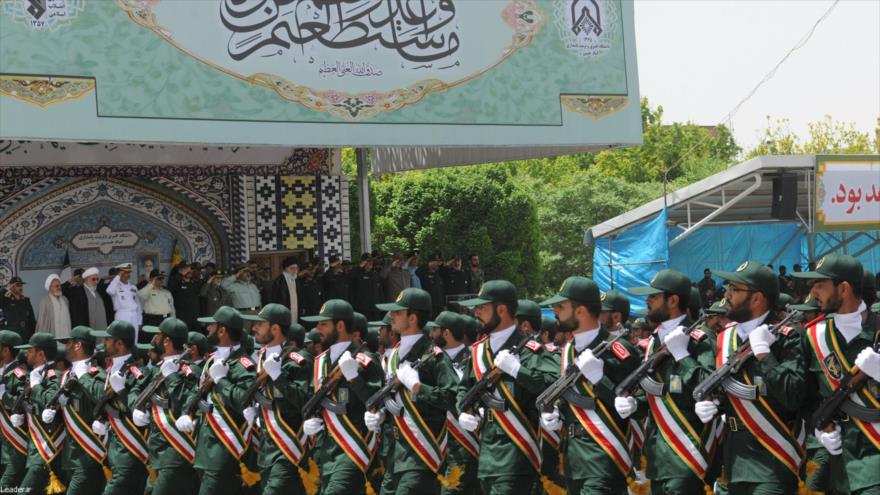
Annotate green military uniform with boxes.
[795,255,880,495]
[456,281,561,495]
[242,304,314,495]
[302,300,384,495]
[0,287,36,342]
[89,322,153,495]
[539,277,641,495]
[139,320,200,495]
[0,331,27,488]
[55,326,110,495]
[710,262,807,495]
[627,270,718,495]
[374,290,460,495]
[442,340,480,495]
[15,333,65,492]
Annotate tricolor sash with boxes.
[561,341,632,476]
[387,347,447,473]
[206,389,248,459]
[643,336,712,479]
[257,352,306,466]
[60,370,106,464]
[0,401,27,456]
[314,349,374,473]
[806,318,880,450]
[542,424,562,450]
[472,338,542,472]
[447,410,480,458]
[718,327,803,474]
[103,369,150,465]
[152,404,195,463]
[627,418,644,459]
[27,412,66,463]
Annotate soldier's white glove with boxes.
[855,347,880,382]
[494,349,521,378]
[41,408,56,423]
[695,400,719,424]
[815,426,843,455]
[29,369,44,388]
[243,406,258,426]
[664,326,691,362]
[175,414,195,433]
[396,363,420,392]
[264,353,283,381]
[72,360,89,379]
[614,396,638,419]
[458,411,481,432]
[91,420,108,436]
[540,406,563,432]
[109,371,126,392]
[303,417,324,438]
[160,359,179,378]
[209,360,229,382]
[11,413,24,427]
[364,410,385,433]
[132,409,150,427]
[576,349,604,384]
[338,351,359,381]
[748,324,776,356]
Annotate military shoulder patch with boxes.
[356,353,372,367]
[128,366,143,379]
[723,321,738,330]
[432,346,444,356]
[88,366,100,375]
[525,340,542,352]
[802,314,827,330]
[779,326,796,337]
[637,338,650,351]
[690,329,707,341]
[238,356,255,369]
[610,341,631,360]
[46,369,56,379]
[13,367,26,379]
[180,364,193,377]
[544,343,558,353]
[288,352,305,364]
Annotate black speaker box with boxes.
[771,174,798,220]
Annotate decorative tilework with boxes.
[254,176,278,252]
[280,176,317,250]
[318,176,344,261]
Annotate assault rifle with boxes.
[365,349,439,415]
[535,334,623,413]
[692,309,800,402]
[301,342,367,419]
[93,365,132,420]
[812,339,880,431]
[459,345,526,414]
[240,344,295,407]
[615,315,707,397]
[132,349,193,413]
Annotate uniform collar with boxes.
[489,324,517,353]
[658,314,687,341]
[263,344,282,359]
[573,325,601,352]
[834,301,867,343]
[398,334,422,361]
[736,311,770,340]
[213,345,240,362]
[110,353,131,374]
[445,344,465,360]
[162,353,182,363]
[329,340,351,363]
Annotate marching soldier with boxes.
[300,299,384,495]
[515,300,543,341]
[13,332,65,492]
[89,320,152,495]
[175,306,259,495]
[538,277,640,495]
[243,303,313,495]
[52,326,108,495]
[366,289,459,495]
[186,331,212,375]
[620,269,718,494]
[794,254,880,495]
[599,290,631,339]
[0,330,27,487]
[137,318,200,495]
[456,280,560,495]
[429,311,479,495]
[693,261,807,495]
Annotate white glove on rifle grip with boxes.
[458,411,481,432]
[664,326,691,362]
[91,420,108,436]
[303,417,325,438]
[748,324,776,356]
[109,371,127,393]
[540,406,563,432]
[264,353,283,381]
[494,350,521,378]
[243,406,258,426]
[854,347,880,382]
[614,396,638,419]
[175,415,195,433]
[209,359,229,382]
[338,351,359,381]
[576,349,604,384]
[132,409,151,427]
[10,414,24,428]
[41,408,56,424]
[397,364,421,392]
[695,400,719,424]
[815,426,843,456]
[364,410,385,433]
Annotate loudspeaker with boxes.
[771,174,798,220]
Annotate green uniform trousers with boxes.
[854,487,880,495]
[479,474,538,495]
[440,459,479,495]
[805,447,841,495]
[0,452,26,487]
[379,466,397,495]
[152,466,198,495]
[260,460,305,495]
[650,477,707,495]
[728,480,797,495]
[387,469,439,495]
[197,469,240,495]
[319,462,365,495]
[564,476,627,495]
[103,463,147,495]
[65,460,105,495]
[20,464,49,492]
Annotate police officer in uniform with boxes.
[693,261,807,495]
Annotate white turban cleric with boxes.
[83,267,100,278]
[44,274,61,292]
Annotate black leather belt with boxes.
[567,423,588,438]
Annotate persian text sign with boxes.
[814,155,880,232]
[0,0,642,146]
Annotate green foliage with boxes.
[747,115,879,158]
